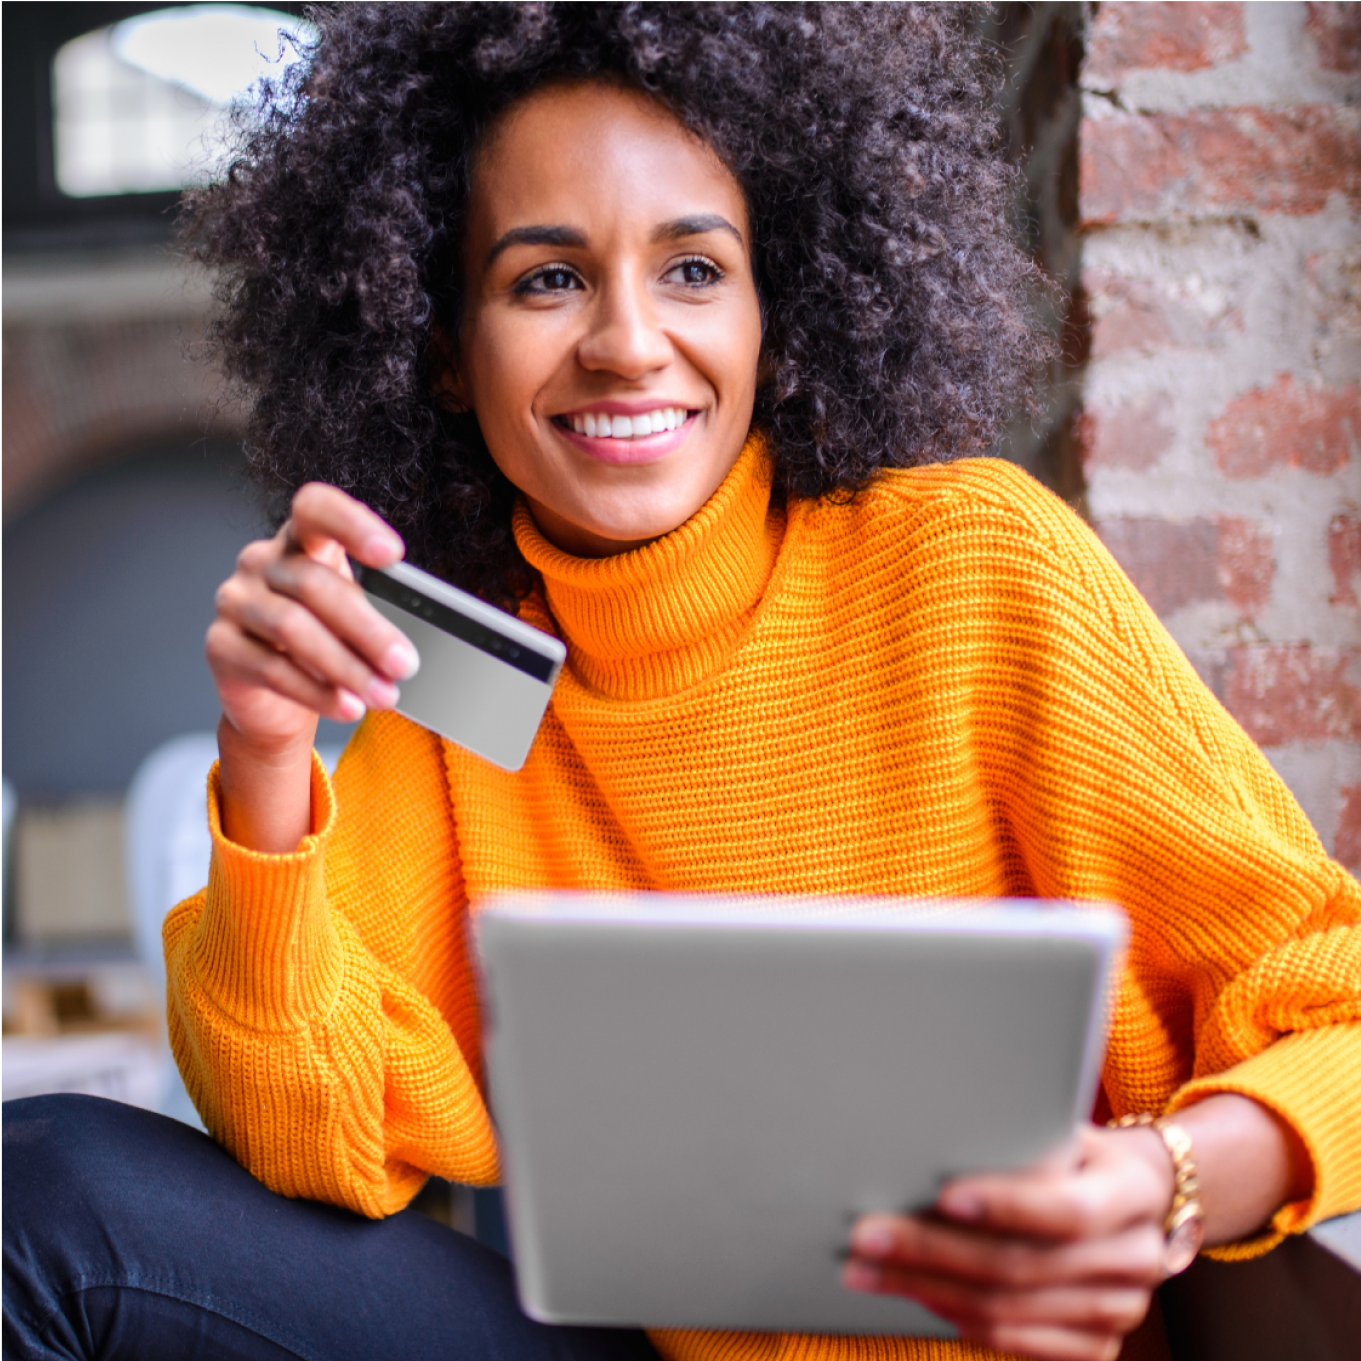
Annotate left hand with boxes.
[843,1122,1174,1361]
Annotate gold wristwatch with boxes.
[1110,1113,1205,1275]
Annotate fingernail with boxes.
[384,641,420,681]
[939,1189,984,1221]
[366,678,399,709]
[364,533,403,561]
[337,689,365,721]
[850,1222,896,1258]
[843,1261,880,1292]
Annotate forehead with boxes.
[467,81,748,241]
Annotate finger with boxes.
[846,1260,1151,1332]
[935,1136,1168,1242]
[210,623,368,725]
[971,1324,1123,1361]
[849,1216,1165,1289]
[227,541,419,684]
[216,578,403,709]
[262,552,420,682]
[843,1263,1139,1361]
[287,482,405,567]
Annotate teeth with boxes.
[568,408,689,439]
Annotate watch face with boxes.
[1163,1218,1205,1276]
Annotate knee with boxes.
[5,1094,106,1206]
[3,1095,184,1228]
[5,1099,151,1358]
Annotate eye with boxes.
[513,264,583,297]
[665,256,723,287]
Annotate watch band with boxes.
[1109,1112,1206,1275]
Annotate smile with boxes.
[557,407,693,439]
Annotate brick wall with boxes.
[1077,1,1361,864]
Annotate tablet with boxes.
[472,894,1126,1337]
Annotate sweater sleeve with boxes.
[947,464,1361,1255]
[162,712,499,1217]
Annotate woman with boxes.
[5,7,1358,1361]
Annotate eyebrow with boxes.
[483,213,744,269]
[484,225,586,268]
[652,214,744,247]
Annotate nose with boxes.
[576,272,673,379]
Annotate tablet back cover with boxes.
[474,895,1125,1337]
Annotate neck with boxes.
[521,493,661,560]
[513,432,783,699]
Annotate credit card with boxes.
[353,560,565,771]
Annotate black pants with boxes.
[3,1095,660,1361]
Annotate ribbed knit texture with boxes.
[165,436,1361,1361]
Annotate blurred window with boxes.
[52,4,314,198]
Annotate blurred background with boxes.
[2,2,1358,1147]
[2,2,356,1124]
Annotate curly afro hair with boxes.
[183,2,1052,607]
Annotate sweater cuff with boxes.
[190,752,344,1031]
[1167,1023,1361,1259]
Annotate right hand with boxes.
[208,482,421,760]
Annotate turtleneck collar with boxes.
[513,432,783,700]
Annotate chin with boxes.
[585,494,702,547]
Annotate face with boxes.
[447,81,763,558]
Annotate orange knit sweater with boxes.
[165,436,1361,1361]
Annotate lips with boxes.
[552,404,698,464]
[555,406,694,439]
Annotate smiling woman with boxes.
[178,1,1048,608]
[4,7,1361,1361]
[448,82,763,557]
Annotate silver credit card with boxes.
[354,560,565,771]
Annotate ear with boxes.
[430,323,471,414]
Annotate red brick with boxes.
[1222,645,1361,746]
[1086,3,1246,82]
[1097,515,1273,618]
[1334,784,1361,869]
[1217,516,1275,616]
[1329,513,1361,607]
[1086,271,1240,359]
[1087,274,1172,358]
[1098,518,1219,616]
[1206,375,1360,478]
[1306,1,1361,74]
[1076,397,1175,471]
[1079,107,1361,226]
